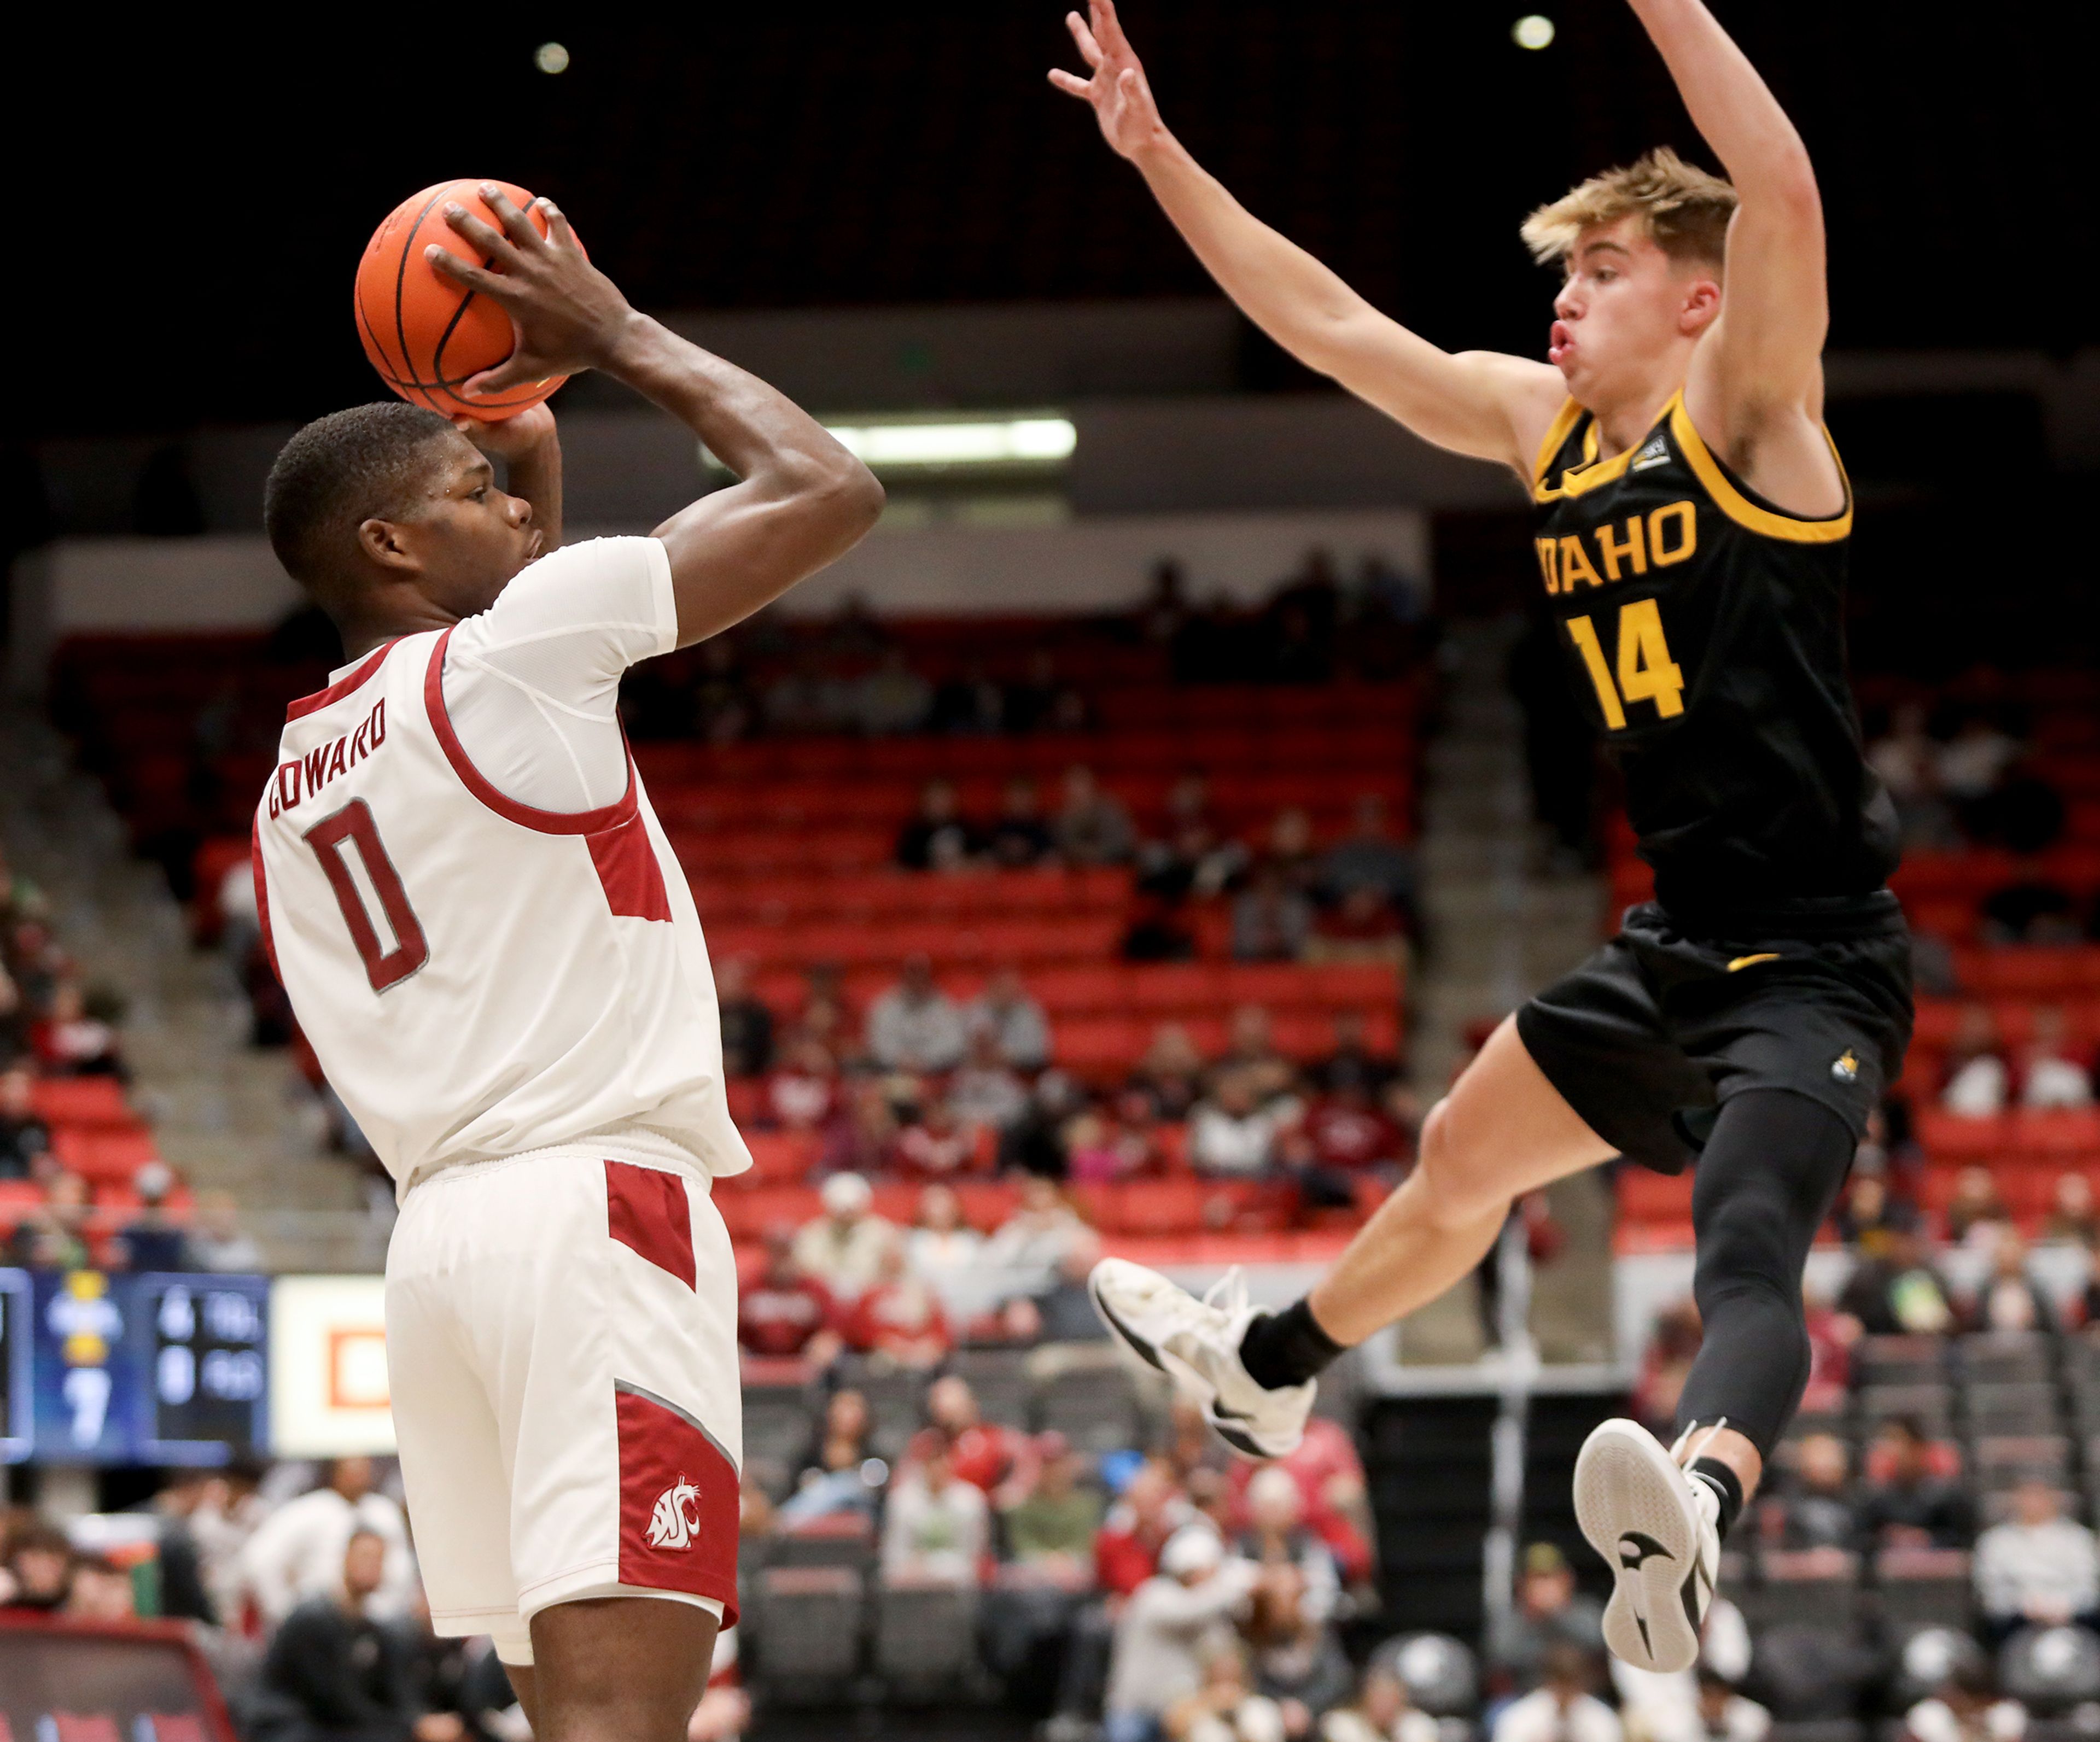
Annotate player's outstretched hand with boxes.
[451,405,556,461]
[428,186,636,401]
[1049,0,1169,161]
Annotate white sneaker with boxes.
[1574,1418,1722,1674]
[1087,1258,1316,1458]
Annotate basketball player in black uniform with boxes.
[1055,0,1910,1674]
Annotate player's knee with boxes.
[1411,1098,1510,1231]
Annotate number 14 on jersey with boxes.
[1565,598,1684,731]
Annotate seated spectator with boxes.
[714,954,774,1079]
[1764,1432,1859,1552]
[8,1169,93,1270]
[766,1033,842,1130]
[1938,714,2022,815]
[906,1183,983,1292]
[1869,702,1958,850]
[1123,890,1200,962]
[1974,1478,2099,1642]
[0,1063,50,1179]
[1105,1525,1259,1742]
[1947,1165,2014,1249]
[866,955,968,1073]
[1321,1665,1439,1742]
[1138,774,1250,901]
[1235,1466,1341,1623]
[66,1553,137,1622]
[926,1373,1036,1502]
[1981,875,2078,945]
[781,1387,879,1523]
[1305,1080,1405,1174]
[1306,886,1407,966]
[1857,1417,1973,1548]
[1314,1012,1399,1100]
[999,1231,1111,1345]
[1693,1667,1772,1742]
[1232,866,1315,963]
[1634,1300,1702,1435]
[1003,1432,1106,1577]
[1834,1171,1921,1258]
[987,778,1058,868]
[1217,1005,1299,1104]
[1487,1542,1607,1693]
[790,1172,900,1304]
[1222,1414,1376,1587]
[186,1189,264,1272]
[1799,1284,1860,1415]
[738,1226,842,1362]
[1191,1073,1302,1178]
[1098,1459,1194,1598]
[2045,1171,2100,1245]
[1056,764,1136,866]
[895,1097,978,1178]
[1943,1006,2010,1118]
[0,1519,74,1611]
[880,1437,989,1587]
[931,662,1007,736]
[1166,1640,1292,1742]
[32,979,125,1079]
[1129,1023,1209,1122]
[1065,1107,1151,1184]
[1004,650,1087,735]
[250,1530,459,1742]
[112,1160,190,1272]
[1491,1642,1621,1742]
[1245,1562,1357,1734]
[894,780,981,872]
[1968,1228,2055,1333]
[967,966,1053,1071]
[1317,796,1418,934]
[1002,1068,1088,1175]
[1839,1226,1955,1335]
[241,1457,416,1629]
[855,647,933,736]
[842,1243,953,1368]
[2023,1007,2095,1110]
[1905,1658,2027,1742]
[948,1031,1030,1133]
[982,1173,1090,1279]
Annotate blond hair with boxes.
[1520,147,1737,270]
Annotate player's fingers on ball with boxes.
[425,246,500,293]
[480,184,542,250]
[442,204,518,264]
[540,200,580,251]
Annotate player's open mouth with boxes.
[1549,320,1574,366]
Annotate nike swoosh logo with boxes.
[1211,1400,1257,1422]
[1726,953,1780,972]
[1619,1531,1671,1570]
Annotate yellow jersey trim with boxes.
[1726,952,1782,972]
[1532,394,1682,504]
[1531,398,1587,488]
[1668,399,1853,543]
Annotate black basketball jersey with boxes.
[1530,390,1899,916]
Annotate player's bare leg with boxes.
[514,1597,719,1742]
[1089,1015,1615,1454]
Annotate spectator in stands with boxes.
[1304,1079,1405,1178]
[1947,1166,2015,1249]
[1763,1431,1859,1552]
[1223,1414,1376,1588]
[188,1189,264,1272]
[784,1388,880,1523]
[32,979,124,1079]
[1234,1466,1340,1624]
[1974,1478,2100,1642]
[241,1457,417,1628]
[738,1225,842,1362]
[1317,797,1418,938]
[867,954,969,1073]
[1968,1229,2055,1332]
[1491,1642,1621,1742]
[1098,1459,1194,1598]
[113,1159,190,1272]
[2046,1172,2100,1245]
[988,778,1058,868]
[1634,1299,1703,1434]
[767,1031,842,1130]
[895,1095,978,1178]
[1943,1007,2011,1118]
[1799,1283,1860,1414]
[1139,775,1250,901]
[0,964,26,1069]
[1002,1067,1088,1175]
[1004,1431,1106,1573]
[1487,1543,1607,1694]
[1122,890,1201,963]
[1169,1640,1294,1742]
[1690,1668,1772,1742]
[1057,764,1136,866]
[1232,865,1315,963]
[842,1242,953,1368]
[0,1062,49,1179]
[251,1529,458,1742]
[1218,1006,1299,1106]
[1904,1658,2027,1742]
[983,1173,1089,1280]
[714,954,774,1079]
[1006,650,1088,735]
[967,966,1053,1071]
[1857,1418,1973,1548]
[1314,1010,1401,1100]
[1191,1072,1302,1178]
[1000,1230,1112,1345]
[895,780,980,872]
[2024,1007,2095,1110]
[926,1373,1035,1503]
[1868,703,1958,850]
[931,662,1008,736]
[66,1553,137,1622]
[1065,1106,1150,1184]
[906,1183,983,1291]
[881,1435,988,1587]
[791,1172,900,1303]
[1938,713,2022,814]
[1128,1024,1208,1123]
[8,1168,92,1270]
[1980,869,2079,946]
[1835,1171,1921,1257]
[1105,1525,1259,1742]
[1308,887,1408,967]
[855,647,934,736]
[1840,1226,1956,1335]
[948,1030,1030,1134]
[0,1519,74,1611]
[1247,1559,1357,1732]
[1321,1665,1439,1742]
[1258,809,1321,894]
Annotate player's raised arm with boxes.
[1629,0,1832,452]
[431,188,883,648]
[1050,0,1564,476]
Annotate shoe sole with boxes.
[1087,1261,1277,1460]
[1574,1418,1704,1674]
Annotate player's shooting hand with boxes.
[428,186,637,399]
[451,405,557,461]
[1048,0,1170,161]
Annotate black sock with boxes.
[1238,1299,1346,1391]
[1688,1455,1744,1540]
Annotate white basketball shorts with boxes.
[386,1145,742,1665]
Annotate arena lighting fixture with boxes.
[1512,14,1556,49]
[824,417,1078,467]
[534,42,571,74]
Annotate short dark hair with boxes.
[264,402,455,591]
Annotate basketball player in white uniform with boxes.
[252,187,882,1739]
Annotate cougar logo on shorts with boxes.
[1831,1049,1859,1082]
[646,1477,704,1550]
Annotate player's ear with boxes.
[356,516,421,573]
[1679,275,1722,336]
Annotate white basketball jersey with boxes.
[252,623,750,1197]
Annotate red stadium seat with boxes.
[1914,1109,2013,1162]
[1617,1167,1695,1222]
[50,1127,161,1184]
[30,1078,136,1129]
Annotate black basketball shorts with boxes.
[1514,892,1914,1176]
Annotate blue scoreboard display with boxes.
[5,1270,269,1465]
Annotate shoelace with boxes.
[1200,1266,1249,1319]
[1669,1416,1730,1465]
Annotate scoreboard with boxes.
[4,1270,269,1465]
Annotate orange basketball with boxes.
[353,179,578,422]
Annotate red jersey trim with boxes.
[422,627,639,836]
[615,1380,742,1623]
[249,814,281,985]
[285,640,398,722]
